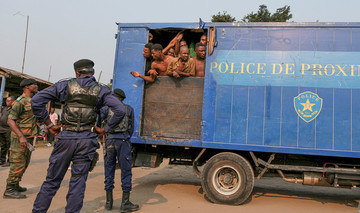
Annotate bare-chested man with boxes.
[167,46,195,78]
[130,43,157,82]
[150,44,172,76]
[131,44,172,82]
[192,42,206,77]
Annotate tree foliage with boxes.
[211,11,236,22]
[242,5,292,22]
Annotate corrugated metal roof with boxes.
[0,66,54,99]
[0,66,53,86]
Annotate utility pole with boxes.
[48,66,51,82]
[21,15,29,73]
[98,70,103,82]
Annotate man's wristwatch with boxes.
[46,123,55,129]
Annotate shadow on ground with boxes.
[43,164,360,212]
[253,177,360,208]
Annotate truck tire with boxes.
[201,152,254,205]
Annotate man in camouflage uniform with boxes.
[3,79,39,199]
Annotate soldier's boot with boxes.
[105,190,113,210]
[120,192,139,213]
[3,184,26,199]
[15,183,27,192]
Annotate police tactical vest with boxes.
[63,79,102,131]
[107,104,130,133]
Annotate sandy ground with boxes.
[1,146,360,213]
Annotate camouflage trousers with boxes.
[6,134,33,185]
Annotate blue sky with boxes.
[0,0,359,84]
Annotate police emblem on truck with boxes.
[294,91,323,123]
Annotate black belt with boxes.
[61,126,95,132]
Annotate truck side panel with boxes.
[113,27,147,137]
[202,25,360,158]
[113,23,360,159]
[353,89,360,151]
[142,77,204,139]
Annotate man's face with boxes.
[180,40,188,48]
[167,48,175,57]
[50,108,55,113]
[27,83,38,93]
[195,46,206,59]
[151,49,162,60]
[200,35,207,46]
[5,98,14,107]
[179,49,190,62]
[148,33,153,42]
[143,47,151,58]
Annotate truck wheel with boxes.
[201,152,254,205]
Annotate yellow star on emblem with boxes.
[300,99,315,112]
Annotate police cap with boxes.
[73,59,95,70]
[114,88,126,99]
[20,79,37,87]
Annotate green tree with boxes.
[211,11,236,22]
[270,5,293,22]
[242,5,292,22]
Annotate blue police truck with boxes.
[112,22,360,205]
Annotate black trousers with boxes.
[0,131,11,162]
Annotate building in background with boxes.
[0,66,53,104]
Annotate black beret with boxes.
[73,59,94,70]
[20,79,37,87]
[151,44,163,51]
[114,88,126,99]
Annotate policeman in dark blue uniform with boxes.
[101,89,139,212]
[31,59,125,213]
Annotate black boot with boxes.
[120,192,139,213]
[15,183,27,192]
[105,191,113,210]
[3,184,26,199]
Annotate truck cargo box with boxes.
[112,22,360,205]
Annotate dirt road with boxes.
[1,146,359,213]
